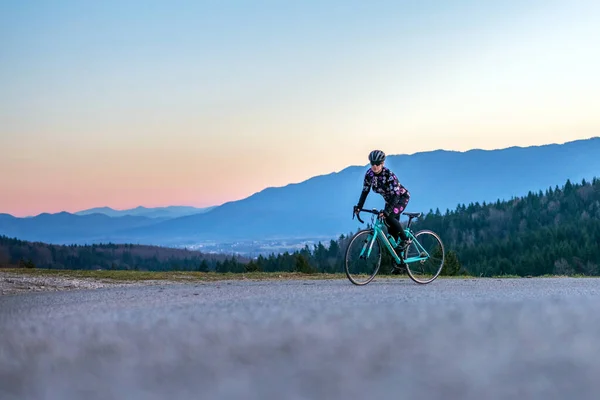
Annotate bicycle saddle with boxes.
[403,212,422,218]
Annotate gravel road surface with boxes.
[0,271,180,295]
[2,277,600,400]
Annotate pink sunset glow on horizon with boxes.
[3,133,599,217]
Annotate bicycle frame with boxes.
[358,212,431,265]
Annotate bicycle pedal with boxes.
[392,264,407,274]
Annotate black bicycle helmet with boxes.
[368,150,386,164]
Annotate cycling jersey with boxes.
[357,166,410,215]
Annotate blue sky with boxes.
[1,0,599,215]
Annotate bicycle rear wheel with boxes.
[404,230,445,284]
[344,229,382,285]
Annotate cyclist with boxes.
[353,149,411,265]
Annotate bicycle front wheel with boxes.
[404,230,445,284]
[344,229,382,285]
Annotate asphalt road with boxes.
[2,277,600,400]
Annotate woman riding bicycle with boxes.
[353,150,411,254]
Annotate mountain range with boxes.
[1,137,599,247]
[74,205,214,219]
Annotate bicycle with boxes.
[344,208,445,285]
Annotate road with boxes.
[2,277,600,400]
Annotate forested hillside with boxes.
[0,237,245,272]
[413,177,600,276]
[225,176,600,277]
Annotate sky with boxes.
[1,0,599,217]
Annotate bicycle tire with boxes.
[404,229,445,284]
[344,229,382,285]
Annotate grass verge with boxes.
[0,268,346,282]
[2,268,593,283]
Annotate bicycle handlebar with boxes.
[352,208,382,224]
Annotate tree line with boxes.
[0,239,245,272]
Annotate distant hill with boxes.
[2,136,600,246]
[111,136,600,244]
[74,205,214,219]
[0,212,162,244]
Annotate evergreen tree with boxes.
[441,250,461,276]
[198,260,210,272]
[294,254,317,274]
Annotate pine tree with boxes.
[198,259,210,272]
[441,250,461,276]
[294,254,317,274]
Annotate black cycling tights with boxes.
[385,196,410,244]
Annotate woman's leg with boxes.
[385,195,410,243]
